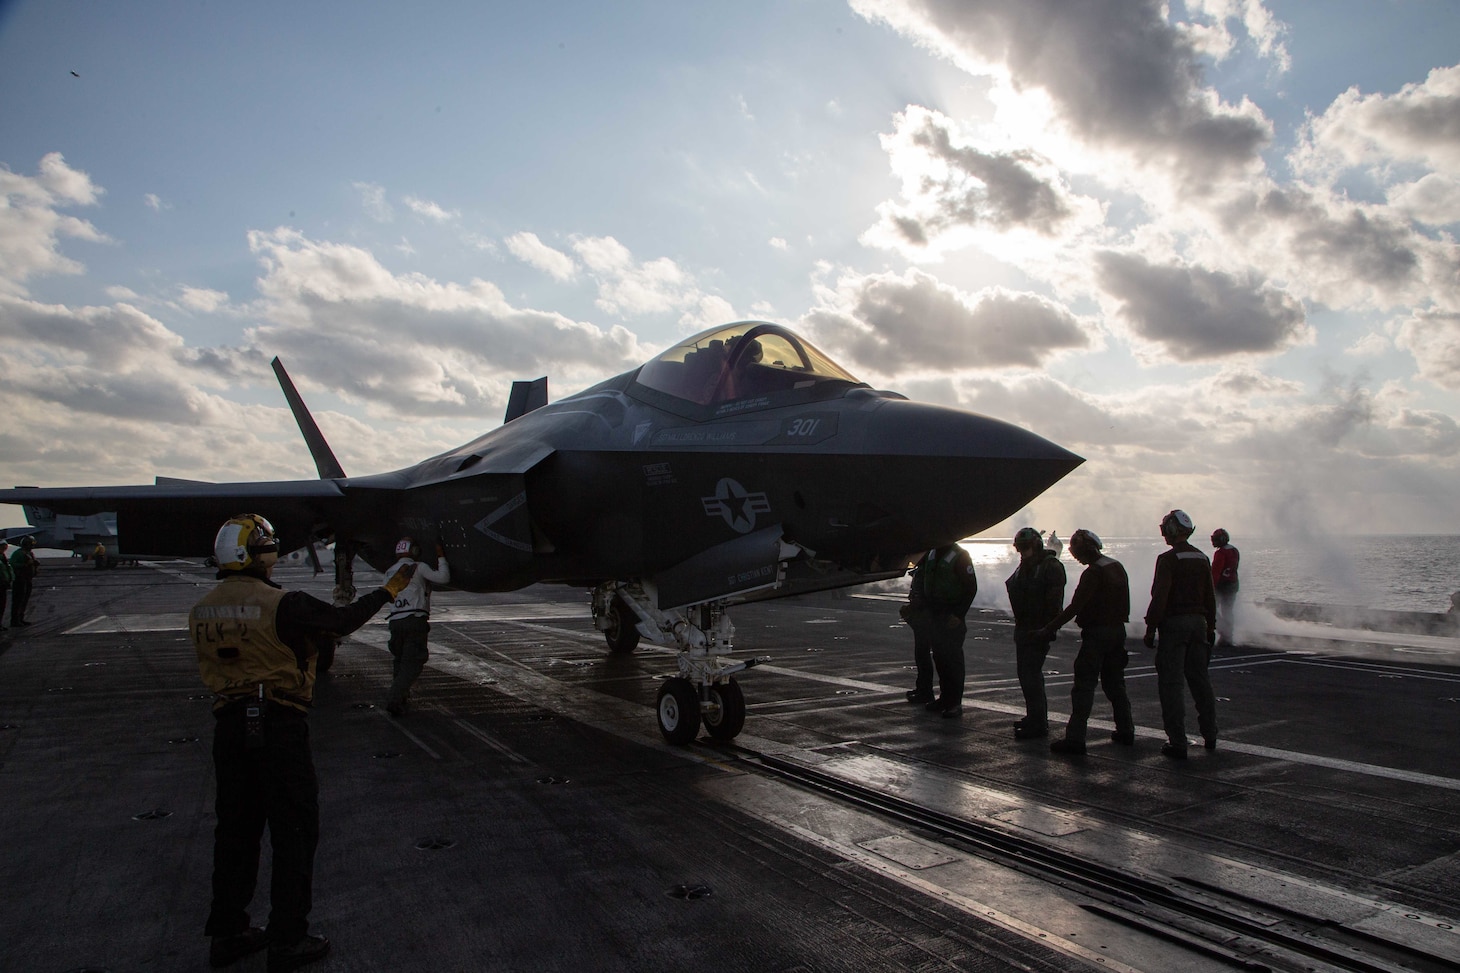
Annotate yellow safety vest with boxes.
[191,575,312,712]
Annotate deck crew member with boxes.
[1143,509,1218,759]
[191,514,414,972]
[1210,528,1240,645]
[0,539,11,629]
[383,536,451,716]
[1006,527,1066,739]
[901,543,978,718]
[9,535,38,627]
[1039,530,1135,755]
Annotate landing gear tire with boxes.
[604,598,641,654]
[656,677,700,745]
[702,677,746,742]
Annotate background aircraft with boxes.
[0,507,121,561]
[0,321,1081,743]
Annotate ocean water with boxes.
[961,534,1460,616]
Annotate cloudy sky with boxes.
[2,0,1458,538]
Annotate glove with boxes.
[1207,630,1216,647]
[382,562,417,598]
[435,543,446,559]
[898,604,912,621]
[1142,627,1156,649]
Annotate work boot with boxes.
[268,934,330,973]
[385,701,405,717]
[1204,736,1217,751]
[940,704,962,719]
[1013,722,1047,740]
[1049,738,1085,755]
[1160,742,1188,760]
[905,690,934,704]
[1110,730,1135,746]
[924,698,948,712]
[210,927,268,968]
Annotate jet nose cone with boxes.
[864,399,1082,541]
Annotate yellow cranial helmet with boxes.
[213,513,279,571]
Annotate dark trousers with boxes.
[207,704,319,946]
[1155,614,1218,747]
[386,615,431,708]
[0,586,7,625]
[10,578,31,625]
[1014,630,1051,728]
[912,613,967,705]
[1063,625,1133,744]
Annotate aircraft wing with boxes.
[0,479,370,558]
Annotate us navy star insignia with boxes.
[701,477,771,534]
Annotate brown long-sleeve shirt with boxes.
[1144,540,1216,633]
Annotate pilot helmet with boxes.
[1160,509,1194,539]
[1069,529,1102,555]
[213,514,279,573]
[20,535,36,549]
[1012,527,1042,552]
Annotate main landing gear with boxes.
[593,583,766,745]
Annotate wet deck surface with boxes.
[2,558,1459,972]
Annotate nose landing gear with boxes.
[594,582,766,745]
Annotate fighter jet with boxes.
[1,506,119,560]
[0,321,1081,743]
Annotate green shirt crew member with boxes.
[1005,528,1066,739]
[1040,529,1135,754]
[0,540,12,630]
[1143,509,1218,759]
[901,543,979,717]
[8,536,39,627]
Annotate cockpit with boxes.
[632,322,863,411]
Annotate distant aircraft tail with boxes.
[271,357,347,479]
[21,503,56,527]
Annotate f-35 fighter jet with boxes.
[0,321,1081,743]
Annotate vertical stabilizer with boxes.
[271,357,347,480]
[505,377,548,424]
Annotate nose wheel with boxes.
[703,677,746,741]
[656,675,747,745]
[656,678,700,745]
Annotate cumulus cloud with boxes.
[570,235,711,318]
[245,228,644,416]
[862,105,1105,259]
[1212,184,1458,311]
[1295,64,1460,177]
[1180,0,1290,71]
[143,193,168,212]
[803,267,1090,374]
[1387,174,1460,226]
[1095,250,1310,361]
[1394,310,1460,391]
[179,286,230,313]
[0,153,107,297]
[851,0,1273,187]
[506,231,577,281]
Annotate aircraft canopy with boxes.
[634,322,861,407]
